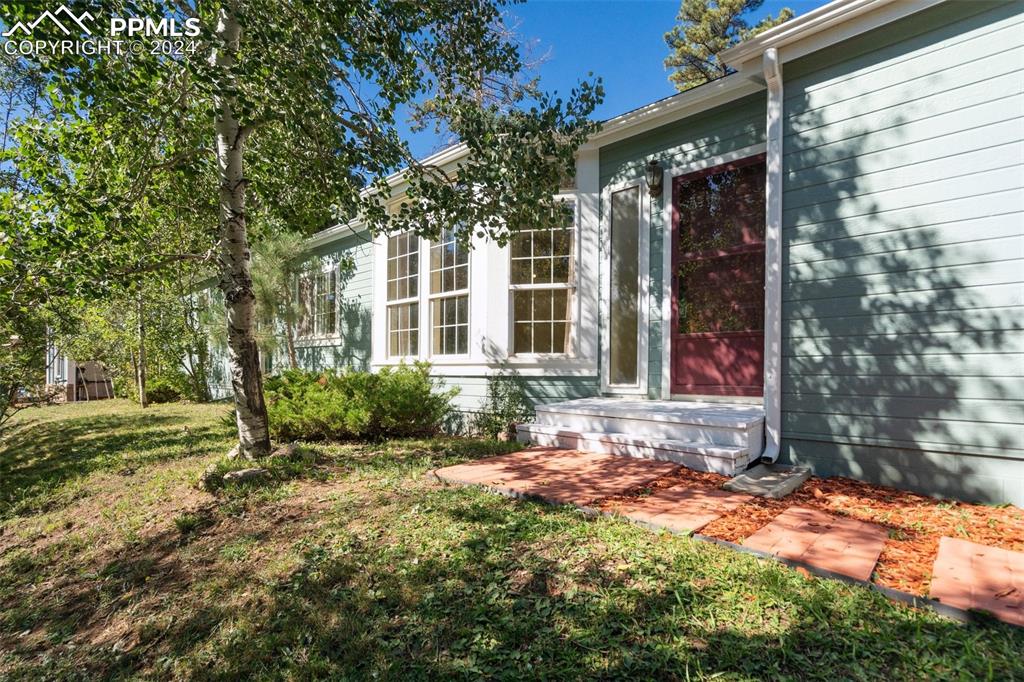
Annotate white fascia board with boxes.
[380,142,468,189]
[307,75,763,249]
[304,219,367,249]
[583,73,765,149]
[305,143,470,248]
[721,0,947,70]
[309,76,762,247]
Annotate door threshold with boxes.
[669,394,764,406]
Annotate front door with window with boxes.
[671,155,766,397]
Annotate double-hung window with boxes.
[509,202,576,354]
[298,263,338,338]
[386,232,419,357]
[430,227,469,355]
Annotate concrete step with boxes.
[534,398,764,451]
[723,463,812,499]
[516,423,753,476]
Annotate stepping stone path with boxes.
[434,448,1024,626]
[433,448,678,506]
[930,537,1024,626]
[742,506,887,582]
[613,487,752,534]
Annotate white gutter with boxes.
[583,72,763,149]
[721,0,947,70]
[761,47,783,463]
[304,219,365,249]
[306,74,765,247]
[303,142,470,245]
[721,0,891,65]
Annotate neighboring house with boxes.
[213,0,1024,505]
[44,341,115,402]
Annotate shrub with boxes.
[473,375,534,439]
[264,363,458,441]
[146,377,184,404]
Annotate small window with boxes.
[609,186,640,385]
[386,232,419,357]
[509,203,575,354]
[387,231,419,300]
[430,227,469,355]
[298,263,339,338]
[298,273,315,337]
[388,301,419,357]
[430,227,469,294]
[315,270,337,336]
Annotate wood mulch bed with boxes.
[598,466,1024,596]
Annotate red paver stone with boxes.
[742,506,886,581]
[432,448,678,506]
[929,536,1024,626]
[615,487,752,533]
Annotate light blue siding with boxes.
[779,1,1024,504]
[260,231,598,415]
[289,233,375,372]
[599,93,767,397]
[443,375,601,415]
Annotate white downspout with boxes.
[761,47,784,463]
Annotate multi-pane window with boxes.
[431,295,468,355]
[387,232,419,356]
[430,227,469,355]
[298,264,338,338]
[510,203,575,354]
[314,270,337,336]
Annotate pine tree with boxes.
[665,0,793,92]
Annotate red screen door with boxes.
[671,155,766,397]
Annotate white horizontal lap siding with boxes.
[779,1,1024,503]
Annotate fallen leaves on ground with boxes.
[599,465,1024,596]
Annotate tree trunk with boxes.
[213,6,271,459]
[136,289,148,407]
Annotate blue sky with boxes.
[403,0,827,158]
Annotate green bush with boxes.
[146,376,184,404]
[265,363,458,441]
[473,375,534,439]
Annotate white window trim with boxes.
[659,141,769,400]
[507,194,580,359]
[601,178,650,396]
[370,152,600,376]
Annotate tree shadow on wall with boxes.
[295,299,373,372]
[777,32,1021,503]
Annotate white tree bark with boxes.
[212,5,271,458]
[136,288,148,408]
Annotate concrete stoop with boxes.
[517,398,765,477]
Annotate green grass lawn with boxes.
[1,400,1021,680]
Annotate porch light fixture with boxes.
[646,159,663,198]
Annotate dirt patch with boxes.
[0,469,344,669]
[599,466,1024,596]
